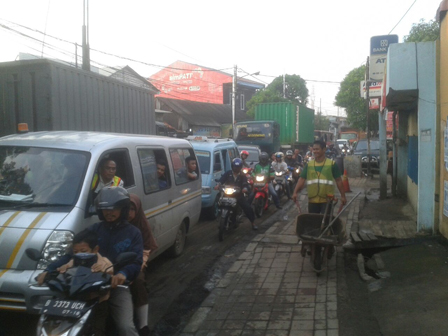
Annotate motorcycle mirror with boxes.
[114,252,137,270]
[25,248,42,261]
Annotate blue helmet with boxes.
[231,158,243,169]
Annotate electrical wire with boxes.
[388,0,418,34]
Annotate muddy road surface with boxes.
[0,200,292,336]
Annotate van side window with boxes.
[213,152,222,172]
[137,148,170,194]
[92,150,134,192]
[170,148,199,185]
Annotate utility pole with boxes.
[366,56,371,177]
[232,64,237,133]
[82,0,90,71]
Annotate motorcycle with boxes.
[242,167,254,194]
[26,249,136,336]
[216,183,243,241]
[252,174,271,218]
[273,170,288,200]
[287,164,302,192]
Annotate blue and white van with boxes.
[188,136,239,219]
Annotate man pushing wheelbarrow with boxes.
[292,140,358,274]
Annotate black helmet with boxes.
[95,186,130,221]
[231,158,243,170]
[259,152,269,165]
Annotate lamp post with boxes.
[232,66,260,133]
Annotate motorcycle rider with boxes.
[215,158,257,230]
[285,150,302,167]
[271,152,291,200]
[249,152,282,209]
[240,150,250,168]
[39,187,143,336]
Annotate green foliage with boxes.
[335,65,378,132]
[246,74,309,118]
[315,111,330,131]
[404,19,439,42]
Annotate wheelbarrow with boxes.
[295,192,360,274]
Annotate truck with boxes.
[0,59,158,137]
[234,102,314,154]
[339,127,366,146]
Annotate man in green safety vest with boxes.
[292,140,346,214]
[92,158,124,196]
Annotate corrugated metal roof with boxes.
[157,98,252,127]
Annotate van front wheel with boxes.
[168,221,187,257]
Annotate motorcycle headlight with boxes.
[295,169,300,173]
[342,149,346,153]
[256,175,264,182]
[224,188,236,195]
[37,231,74,270]
[202,186,211,194]
[242,168,249,174]
[275,172,282,176]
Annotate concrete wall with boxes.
[387,42,438,233]
[439,9,448,239]
[416,42,438,232]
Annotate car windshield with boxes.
[0,146,89,207]
[355,140,380,151]
[195,150,211,174]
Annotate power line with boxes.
[388,0,418,34]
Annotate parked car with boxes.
[353,138,394,171]
[238,145,261,166]
[188,136,239,219]
[353,138,380,169]
[0,131,202,313]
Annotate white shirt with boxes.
[271,161,288,173]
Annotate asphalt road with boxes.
[0,200,290,336]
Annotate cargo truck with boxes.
[234,102,314,154]
[0,59,158,137]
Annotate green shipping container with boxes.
[255,102,314,146]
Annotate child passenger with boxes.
[36,229,112,336]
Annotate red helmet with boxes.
[240,150,249,157]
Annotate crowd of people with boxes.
[35,142,347,335]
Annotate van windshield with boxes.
[195,150,211,174]
[0,146,89,207]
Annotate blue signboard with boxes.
[370,35,399,55]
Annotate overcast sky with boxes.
[0,0,442,116]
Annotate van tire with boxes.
[168,221,187,257]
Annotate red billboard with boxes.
[149,61,231,104]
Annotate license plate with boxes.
[41,299,88,317]
[254,183,265,187]
[221,197,236,204]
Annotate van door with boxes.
[136,147,172,257]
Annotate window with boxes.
[240,94,245,110]
[195,150,211,174]
[94,150,134,189]
[213,152,222,172]
[138,148,170,194]
[170,148,199,184]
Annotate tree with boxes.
[246,74,309,117]
[404,19,439,42]
[334,65,378,132]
